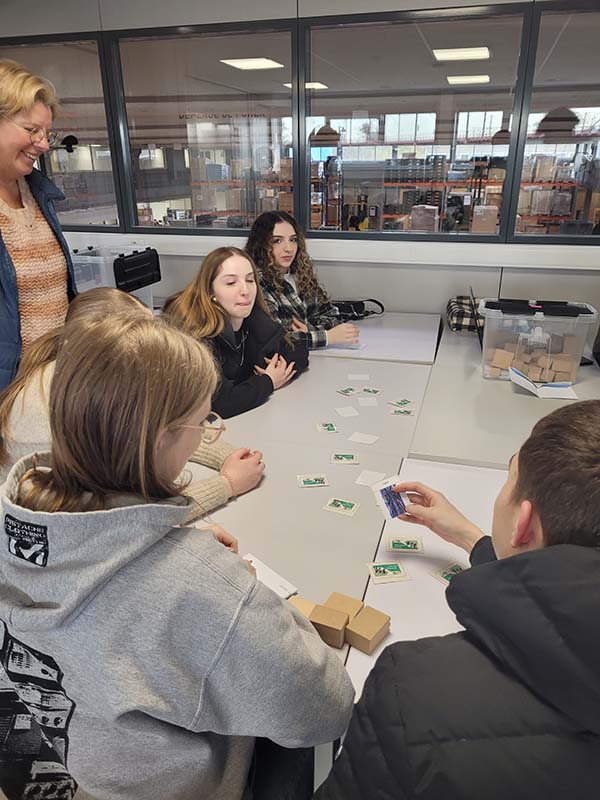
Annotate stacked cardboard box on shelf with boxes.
[409,204,439,232]
[278,192,293,212]
[471,205,498,234]
[279,158,293,181]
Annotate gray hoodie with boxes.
[0,455,354,800]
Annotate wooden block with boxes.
[512,359,526,373]
[345,606,391,655]
[288,595,316,619]
[533,353,551,367]
[491,349,514,370]
[528,367,543,382]
[540,369,555,382]
[553,371,572,383]
[503,342,518,353]
[521,353,532,364]
[309,605,349,649]
[324,592,364,622]
[551,354,575,370]
[486,367,501,378]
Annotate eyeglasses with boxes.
[2,115,60,147]
[179,411,226,444]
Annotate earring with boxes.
[211,296,217,302]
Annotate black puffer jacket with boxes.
[315,537,600,800]
[209,306,308,419]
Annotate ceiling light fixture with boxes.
[283,82,328,89]
[433,47,490,61]
[220,58,284,70]
[447,74,490,85]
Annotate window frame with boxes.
[1,2,598,244]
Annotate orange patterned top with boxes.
[0,179,68,355]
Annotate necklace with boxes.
[222,328,248,366]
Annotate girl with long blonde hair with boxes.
[0,285,264,511]
[0,313,353,800]
[245,211,360,349]
[163,246,309,418]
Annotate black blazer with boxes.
[208,306,309,418]
[315,538,600,800]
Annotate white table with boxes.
[345,457,507,697]
[409,328,600,469]
[190,439,400,604]
[311,312,441,365]
[223,356,431,459]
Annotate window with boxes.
[306,12,525,235]
[514,9,600,237]
[118,27,294,230]
[0,40,120,226]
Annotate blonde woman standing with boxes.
[0,314,353,799]
[0,59,77,390]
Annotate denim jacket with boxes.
[0,169,75,390]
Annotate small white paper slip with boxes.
[336,406,359,418]
[348,373,370,381]
[243,553,298,599]
[355,469,386,487]
[358,396,378,407]
[348,431,379,445]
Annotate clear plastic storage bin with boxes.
[479,299,598,384]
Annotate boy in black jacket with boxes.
[316,400,600,800]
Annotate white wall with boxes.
[0,0,560,36]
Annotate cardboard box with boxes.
[487,367,501,378]
[325,592,363,622]
[288,595,316,619]
[345,606,390,655]
[471,205,497,234]
[528,366,543,382]
[309,605,349,649]
[540,369,555,382]
[491,349,515,370]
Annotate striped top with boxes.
[0,179,68,355]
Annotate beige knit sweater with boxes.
[0,179,69,354]
[0,363,235,515]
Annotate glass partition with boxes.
[306,12,525,235]
[118,28,293,229]
[0,40,120,226]
[514,9,600,237]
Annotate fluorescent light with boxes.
[220,58,284,70]
[434,47,490,62]
[447,74,490,85]
[283,82,328,89]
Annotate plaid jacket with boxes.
[259,273,341,350]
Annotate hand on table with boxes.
[254,353,296,390]
[327,322,360,346]
[221,448,265,497]
[393,481,485,554]
[291,317,309,334]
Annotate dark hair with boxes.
[245,211,328,304]
[514,400,600,548]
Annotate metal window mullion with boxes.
[98,31,137,231]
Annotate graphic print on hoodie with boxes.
[0,620,77,799]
